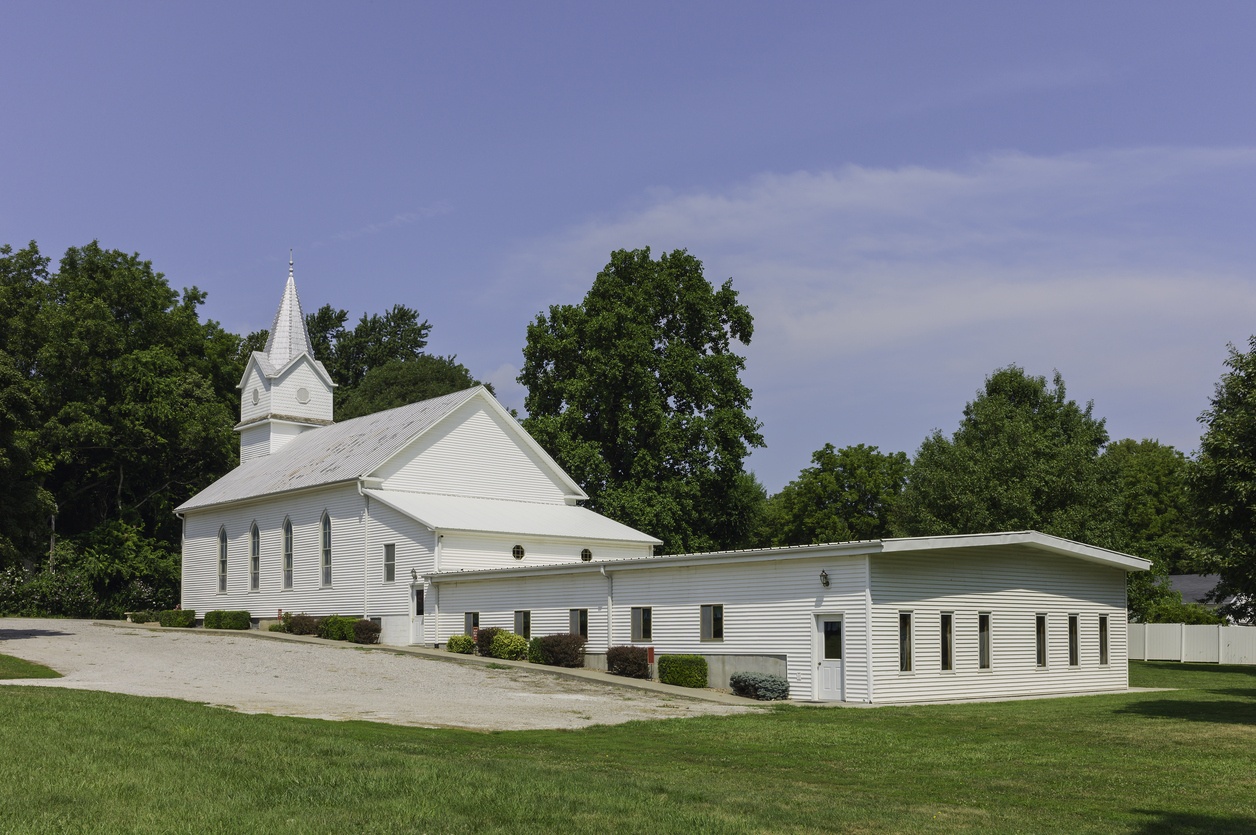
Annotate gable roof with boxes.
[178,387,486,512]
[365,489,661,544]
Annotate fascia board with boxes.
[880,531,1152,572]
[274,353,337,388]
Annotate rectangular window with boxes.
[464,612,479,635]
[514,610,531,639]
[1098,615,1109,665]
[823,620,843,660]
[701,604,724,641]
[569,608,588,638]
[940,613,953,671]
[383,543,396,582]
[978,613,992,670]
[1035,614,1048,668]
[631,607,652,642]
[1068,614,1079,666]
[898,612,913,672]
[414,588,424,617]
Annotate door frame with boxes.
[813,612,846,701]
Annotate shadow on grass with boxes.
[1134,660,1256,678]
[1116,690,1256,725]
[0,627,72,641]
[1132,809,1256,835]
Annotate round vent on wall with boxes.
[251,388,259,405]
[512,545,525,560]
[581,549,592,562]
[296,387,310,404]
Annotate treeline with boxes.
[2,241,1252,625]
[0,241,485,617]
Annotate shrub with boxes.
[527,636,545,664]
[128,611,155,624]
[446,634,475,654]
[489,631,528,660]
[532,633,587,667]
[205,610,250,630]
[658,654,708,688]
[475,626,504,657]
[286,613,319,635]
[352,619,382,645]
[317,615,358,641]
[157,609,195,628]
[267,623,286,632]
[729,672,791,701]
[607,645,651,679]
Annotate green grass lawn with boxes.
[0,652,60,680]
[0,661,1252,834]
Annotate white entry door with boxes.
[816,616,844,701]
[410,586,424,644]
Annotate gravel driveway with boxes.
[0,618,750,730]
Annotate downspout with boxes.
[358,482,370,619]
[864,554,875,703]
[433,531,443,644]
[601,565,613,650]
[175,511,185,609]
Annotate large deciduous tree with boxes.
[766,444,909,547]
[519,248,764,553]
[337,355,490,420]
[1191,337,1256,623]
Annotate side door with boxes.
[410,586,424,645]
[816,615,844,701]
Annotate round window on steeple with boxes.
[512,545,525,560]
[296,387,310,404]
[251,388,259,405]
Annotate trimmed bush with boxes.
[489,631,528,660]
[729,672,790,701]
[267,623,286,632]
[352,619,381,645]
[317,615,357,642]
[128,611,154,624]
[475,626,504,657]
[204,610,251,630]
[658,654,708,688]
[286,613,318,635]
[607,645,651,679]
[446,634,475,654]
[532,633,587,668]
[156,609,194,628]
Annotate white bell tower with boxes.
[235,255,336,463]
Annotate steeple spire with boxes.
[263,251,313,368]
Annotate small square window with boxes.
[631,607,652,642]
[700,604,723,641]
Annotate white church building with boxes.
[178,271,1150,703]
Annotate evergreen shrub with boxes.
[729,672,790,701]
[607,645,651,679]
[475,626,504,657]
[446,635,475,654]
[205,610,251,630]
[317,615,357,641]
[532,633,587,667]
[128,611,155,624]
[267,623,286,632]
[352,619,382,644]
[527,636,544,664]
[286,613,319,635]
[157,609,194,628]
[658,654,708,688]
[489,631,528,660]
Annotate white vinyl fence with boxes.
[1128,623,1256,665]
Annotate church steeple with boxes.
[235,256,336,463]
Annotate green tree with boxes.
[519,247,764,553]
[1191,336,1256,623]
[893,366,1110,541]
[766,444,908,546]
[337,356,491,420]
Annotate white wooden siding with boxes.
[239,424,270,464]
[270,358,333,422]
[239,364,272,424]
[376,399,570,502]
[435,573,611,649]
[440,532,650,571]
[363,498,436,621]
[868,549,1129,702]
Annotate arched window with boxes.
[321,512,332,586]
[217,528,228,593]
[249,523,260,591]
[282,518,293,589]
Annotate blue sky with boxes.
[5,1,1256,491]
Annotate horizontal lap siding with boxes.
[440,532,648,570]
[376,400,569,503]
[869,549,1129,702]
[271,359,332,422]
[181,484,369,619]
[435,574,610,649]
[239,365,271,424]
[364,500,435,620]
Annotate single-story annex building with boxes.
[177,270,1150,703]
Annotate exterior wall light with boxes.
[819,570,830,588]
[410,567,418,581]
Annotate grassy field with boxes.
[0,653,60,680]
[0,661,1252,833]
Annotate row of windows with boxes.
[899,611,1111,673]
[216,514,332,592]
[461,605,723,643]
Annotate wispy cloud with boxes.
[312,205,452,247]
[501,148,1256,489]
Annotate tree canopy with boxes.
[337,355,490,421]
[1191,337,1256,623]
[519,247,764,553]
